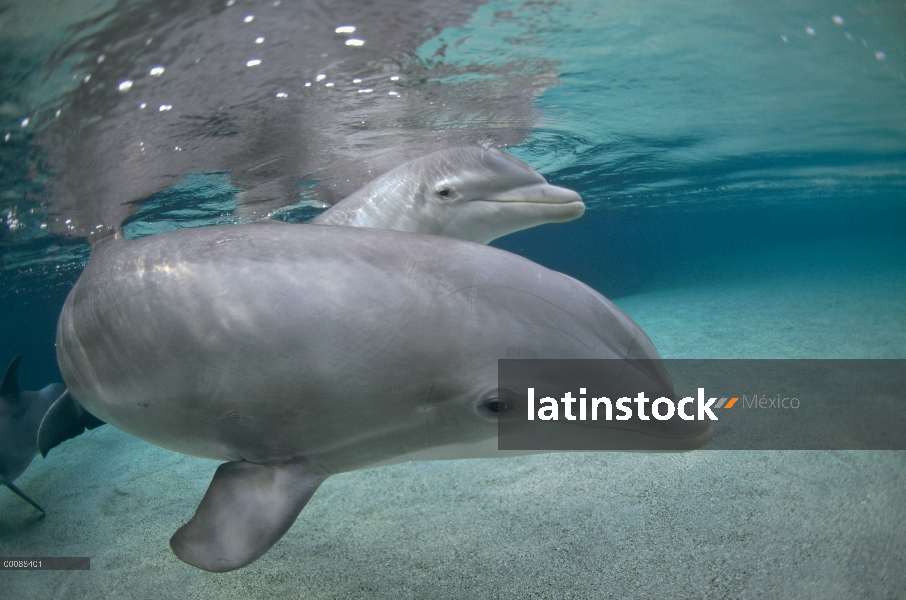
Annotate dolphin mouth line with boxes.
[478,197,585,205]
[481,183,584,206]
[505,420,715,452]
[623,425,714,451]
[595,421,715,443]
[474,199,586,208]
[556,416,715,441]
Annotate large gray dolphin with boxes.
[0,355,65,514]
[52,222,711,572]
[17,147,579,498]
[312,147,584,243]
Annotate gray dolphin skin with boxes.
[0,355,65,514]
[55,222,711,572]
[312,147,585,243]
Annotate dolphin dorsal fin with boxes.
[0,354,22,400]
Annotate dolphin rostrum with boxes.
[312,147,585,243]
[51,222,711,571]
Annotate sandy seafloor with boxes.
[2,243,905,599]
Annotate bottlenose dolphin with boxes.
[0,355,65,514]
[312,147,584,243]
[52,222,711,571]
[23,146,580,487]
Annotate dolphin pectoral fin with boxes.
[37,390,106,458]
[1,477,45,516]
[169,461,327,572]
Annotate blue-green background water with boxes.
[1,0,905,597]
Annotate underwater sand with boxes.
[2,262,905,599]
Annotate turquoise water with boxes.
[1,1,905,597]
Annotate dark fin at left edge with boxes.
[37,390,106,458]
[0,354,22,400]
[1,476,45,516]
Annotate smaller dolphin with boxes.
[312,147,584,243]
[0,356,65,514]
[0,355,104,515]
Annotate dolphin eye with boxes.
[436,188,453,198]
[476,389,518,419]
[479,398,510,416]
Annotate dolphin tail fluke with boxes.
[170,461,327,572]
[1,476,45,516]
[37,390,106,458]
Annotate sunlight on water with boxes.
[0,0,904,300]
[0,1,906,268]
[499,1,905,209]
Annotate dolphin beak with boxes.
[484,183,585,217]
[604,403,715,450]
[611,419,714,451]
[596,356,716,448]
[502,415,714,452]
